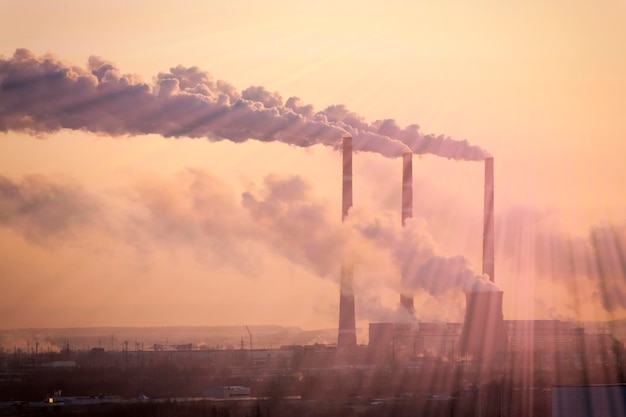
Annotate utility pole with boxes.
[500,374,505,417]
[245,326,253,350]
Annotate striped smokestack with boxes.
[400,152,415,312]
[342,135,353,221]
[338,135,357,347]
[401,152,413,226]
[483,156,495,282]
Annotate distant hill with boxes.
[7,319,621,353]
[0,325,339,352]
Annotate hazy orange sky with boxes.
[1,0,625,335]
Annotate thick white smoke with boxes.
[0,49,488,160]
[351,214,497,295]
[3,171,626,324]
[240,177,497,324]
[0,171,495,306]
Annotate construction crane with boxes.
[245,325,253,350]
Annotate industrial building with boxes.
[335,133,623,417]
[342,136,506,362]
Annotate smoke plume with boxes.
[0,49,487,160]
[0,174,99,243]
[497,206,626,315]
[125,169,264,274]
[13,169,626,324]
[354,214,497,295]
[0,169,493,305]
[241,174,346,276]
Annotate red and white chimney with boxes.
[483,157,495,282]
[338,135,357,347]
[400,152,415,312]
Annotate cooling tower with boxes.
[400,152,415,312]
[368,323,394,364]
[338,135,357,348]
[483,157,495,282]
[458,290,507,359]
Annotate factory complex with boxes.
[2,136,625,416]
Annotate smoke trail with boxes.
[241,174,496,300]
[241,174,346,276]
[0,49,487,160]
[355,215,497,295]
[0,174,99,242]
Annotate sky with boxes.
[1,0,625,335]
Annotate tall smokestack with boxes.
[338,135,357,348]
[401,152,413,226]
[483,156,495,282]
[342,135,353,222]
[400,152,415,312]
